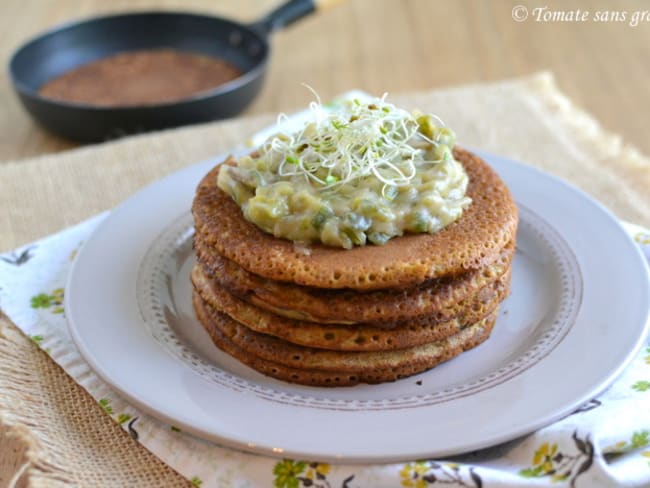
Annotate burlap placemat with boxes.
[1,72,649,486]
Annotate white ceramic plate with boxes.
[65,150,650,463]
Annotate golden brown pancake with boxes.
[193,291,497,386]
[194,238,514,324]
[191,263,510,351]
[192,147,518,290]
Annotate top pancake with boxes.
[192,147,518,290]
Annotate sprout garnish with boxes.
[263,87,452,196]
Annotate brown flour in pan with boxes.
[39,49,241,106]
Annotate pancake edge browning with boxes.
[191,263,511,351]
[192,147,518,290]
[193,291,498,386]
[194,237,514,324]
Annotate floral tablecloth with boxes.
[2,91,650,488]
[0,211,649,487]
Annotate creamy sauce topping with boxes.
[218,95,471,249]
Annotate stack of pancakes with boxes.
[191,148,518,386]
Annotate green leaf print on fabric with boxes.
[116,413,132,424]
[31,293,53,308]
[30,335,44,345]
[97,399,135,427]
[633,381,650,392]
[190,476,203,486]
[29,334,51,354]
[30,288,64,314]
[98,398,113,415]
[632,432,650,449]
[604,431,650,462]
[273,460,307,488]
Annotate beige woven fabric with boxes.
[0,314,191,487]
[1,73,649,486]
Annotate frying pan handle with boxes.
[251,0,344,36]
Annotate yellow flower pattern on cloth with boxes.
[272,460,334,488]
[521,443,565,481]
[634,231,650,245]
[399,460,482,487]
[399,461,431,488]
[519,432,594,484]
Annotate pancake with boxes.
[194,237,514,324]
[192,147,518,290]
[191,263,511,351]
[193,291,497,386]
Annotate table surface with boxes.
[1,0,649,161]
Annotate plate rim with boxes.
[64,149,650,463]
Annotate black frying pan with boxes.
[9,0,340,142]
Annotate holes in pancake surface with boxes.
[323,332,335,341]
[196,163,513,384]
[200,151,516,293]
[292,355,301,361]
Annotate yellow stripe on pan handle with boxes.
[314,0,348,11]
[256,0,347,34]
